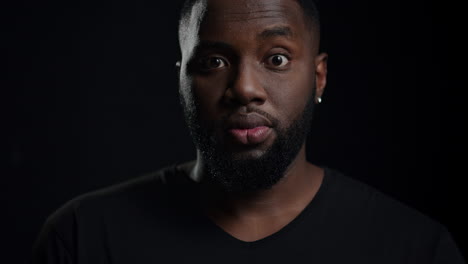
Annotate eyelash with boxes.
[265,53,291,68]
[198,53,292,71]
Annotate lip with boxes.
[227,126,272,145]
[224,113,273,145]
[224,113,273,130]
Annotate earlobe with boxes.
[176,61,181,76]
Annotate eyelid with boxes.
[268,45,292,56]
[263,45,292,61]
[270,53,291,60]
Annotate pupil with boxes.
[210,58,221,68]
[273,56,283,65]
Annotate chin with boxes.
[228,148,269,161]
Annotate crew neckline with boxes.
[173,160,334,248]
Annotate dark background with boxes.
[5,0,465,262]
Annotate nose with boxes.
[224,61,268,106]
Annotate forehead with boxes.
[204,0,302,22]
[180,0,309,51]
[204,0,304,34]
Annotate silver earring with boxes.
[316,97,322,104]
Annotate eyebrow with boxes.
[195,41,235,52]
[193,26,294,54]
[258,26,293,40]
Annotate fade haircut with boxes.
[178,0,321,38]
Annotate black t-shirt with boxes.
[31,160,466,263]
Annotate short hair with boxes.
[296,0,321,34]
[178,0,321,36]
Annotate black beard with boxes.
[179,88,316,194]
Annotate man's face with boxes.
[178,0,325,193]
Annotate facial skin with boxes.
[177,0,328,194]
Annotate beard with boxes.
[179,87,316,194]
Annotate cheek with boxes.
[191,73,229,121]
[265,66,314,128]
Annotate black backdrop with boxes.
[5,0,465,262]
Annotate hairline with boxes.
[178,0,320,39]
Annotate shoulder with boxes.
[32,161,197,263]
[40,161,193,239]
[325,167,441,224]
[317,167,466,262]
[323,166,445,240]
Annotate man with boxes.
[31,0,465,263]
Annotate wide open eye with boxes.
[267,54,290,68]
[199,57,227,70]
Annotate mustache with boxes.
[219,106,279,129]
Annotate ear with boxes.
[314,52,328,103]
